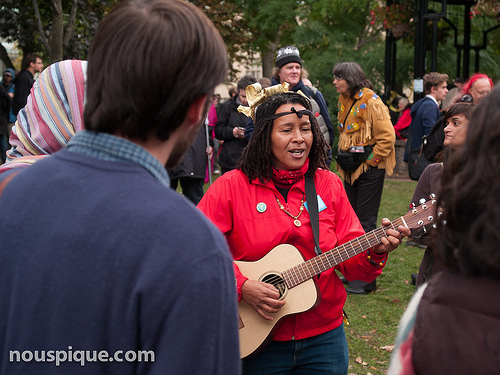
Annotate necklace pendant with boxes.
[294,219,302,227]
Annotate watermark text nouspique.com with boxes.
[10,346,155,367]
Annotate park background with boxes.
[1,0,499,109]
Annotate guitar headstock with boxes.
[402,194,441,231]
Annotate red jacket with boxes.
[198,168,387,341]
[394,107,411,139]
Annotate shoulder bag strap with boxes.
[305,175,321,256]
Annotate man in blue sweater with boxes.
[0,1,240,374]
[404,72,448,180]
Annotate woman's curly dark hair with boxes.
[237,92,329,183]
[436,83,500,279]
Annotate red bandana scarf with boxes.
[271,159,310,188]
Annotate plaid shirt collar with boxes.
[67,130,170,187]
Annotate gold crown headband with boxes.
[237,82,310,122]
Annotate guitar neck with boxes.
[282,217,405,288]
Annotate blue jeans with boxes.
[242,325,349,375]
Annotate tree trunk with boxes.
[49,0,64,63]
[262,50,275,80]
[0,44,14,69]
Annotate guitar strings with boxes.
[260,209,435,289]
[265,225,396,288]
[282,218,406,288]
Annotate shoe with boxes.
[346,288,370,295]
[348,279,376,292]
[407,240,426,249]
[339,276,348,285]
[411,273,417,285]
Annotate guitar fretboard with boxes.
[282,217,405,288]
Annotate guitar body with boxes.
[235,244,319,359]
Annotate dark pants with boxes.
[344,167,385,232]
[344,167,386,291]
[0,133,8,164]
[170,177,204,205]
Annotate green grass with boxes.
[203,172,421,374]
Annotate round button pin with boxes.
[256,202,267,213]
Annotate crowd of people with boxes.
[0,0,498,374]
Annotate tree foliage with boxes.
[227,0,305,77]
[218,0,499,116]
[219,0,396,110]
[1,0,497,105]
[0,0,116,67]
[190,0,254,79]
[427,3,500,81]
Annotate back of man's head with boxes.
[84,0,227,142]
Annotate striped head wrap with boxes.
[0,59,87,172]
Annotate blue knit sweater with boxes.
[0,148,240,374]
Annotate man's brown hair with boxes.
[84,0,228,142]
[21,53,42,70]
[423,72,449,95]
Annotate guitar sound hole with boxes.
[261,273,286,299]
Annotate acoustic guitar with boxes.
[236,198,438,358]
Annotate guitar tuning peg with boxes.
[429,193,436,199]
[419,198,426,205]
[431,199,437,206]
[410,203,416,208]
[432,223,437,229]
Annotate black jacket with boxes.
[0,85,11,135]
[12,69,34,116]
[214,96,248,171]
[168,124,208,180]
